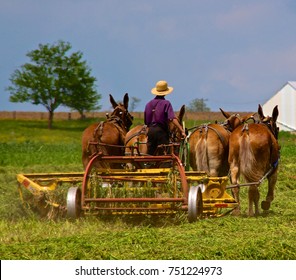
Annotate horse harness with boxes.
[187,113,248,149]
[87,106,131,154]
[125,125,148,146]
[239,115,280,180]
[94,116,127,142]
[187,123,230,150]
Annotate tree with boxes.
[187,98,211,112]
[130,97,141,112]
[62,55,101,118]
[7,40,100,128]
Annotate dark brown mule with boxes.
[188,110,255,177]
[228,105,280,216]
[124,105,186,156]
[81,93,133,169]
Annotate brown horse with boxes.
[81,93,134,169]
[228,105,280,216]
[124,105,186,156]
[188,110,255,177]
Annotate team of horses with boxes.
[81,93,280,217]
[188,109,256,177]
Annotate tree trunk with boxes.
[79,110,85,119]
[48,110,54,129]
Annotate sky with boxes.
[1,0,296,113]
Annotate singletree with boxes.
[7,40,101,128]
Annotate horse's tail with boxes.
[195,128,210,174]
[239,131,261,182]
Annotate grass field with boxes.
[0,118,295,260]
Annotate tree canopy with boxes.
[130,97,141,112]
[7,40,101,128]
[187,98,211,112]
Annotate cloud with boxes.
[1,0,296,113]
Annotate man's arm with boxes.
[171,118,187,138]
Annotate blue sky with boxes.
[1,0,296,113]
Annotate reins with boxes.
[226,162,278,190]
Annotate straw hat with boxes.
[151,80,174,96]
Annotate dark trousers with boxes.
[147,125,169,155]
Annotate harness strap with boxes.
[205,125,229,149]
[110,119,127,144]
[273,158,279,168]
[93,121,104,141]
[151,100,161,124]
[188,122,230,145]
[125,125,148,145]
[241,123,249,133]
[255,155,280,186]
[93,117,127,145]
[227,159,279,189]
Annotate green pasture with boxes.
[0,118,295,260]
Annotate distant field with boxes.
[0,118,295,260]
[0,110,252,122]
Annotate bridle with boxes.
[260,116,279,140]
[109,104,134,132]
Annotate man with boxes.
[144,80,186,155]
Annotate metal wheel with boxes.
[67,186,82,219]
[188,185,203,223]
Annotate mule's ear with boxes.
[258,104,264,120]
[220,108,230,118]
[178,105,186,122]
[272,105,279,122]
[109,94,118,109]
[123,93,129,109]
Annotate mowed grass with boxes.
[0,119,295,260]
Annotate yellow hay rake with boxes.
[17,144,238,222]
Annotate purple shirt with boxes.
[144,96,176,128]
